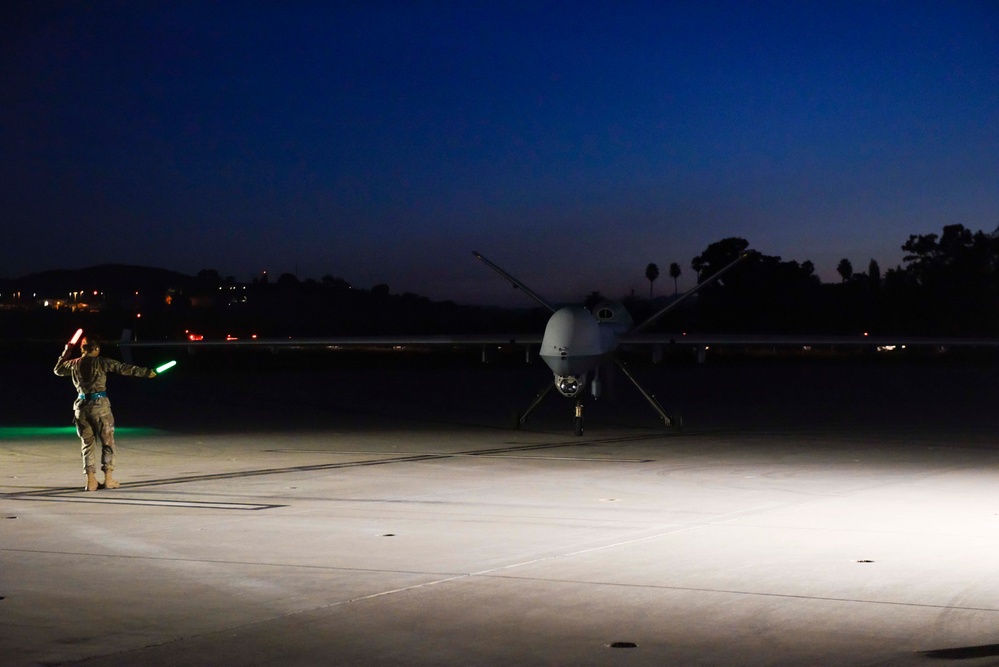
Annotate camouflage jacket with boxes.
[54,355,152,398]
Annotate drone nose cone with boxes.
[540,306,604,376]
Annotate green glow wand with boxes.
[155,360,177,373]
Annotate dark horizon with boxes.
[4,225,999,342]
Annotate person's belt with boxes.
[78,391,107,400]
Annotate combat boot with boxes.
[85,469,99,492]
[102,469,120,490]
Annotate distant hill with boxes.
[0,265,198,298]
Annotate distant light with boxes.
[226,335,238,341]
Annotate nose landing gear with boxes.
[515,361,678,436]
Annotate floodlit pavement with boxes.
[4,352,999,666]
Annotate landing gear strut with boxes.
[514,381,555,429]
[514,380,588,436]
[515,362,679,435]
[614,357,681,430]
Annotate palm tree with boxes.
[669,262,681,294]
[645,263,660,299]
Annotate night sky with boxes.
[3,1,997,306]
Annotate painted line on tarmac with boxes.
[11,495,279,510]
[2,436,660,501]
[268,449,652,463]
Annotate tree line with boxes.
[649,224,999,336]
[4,223,998,340]
[206,222,999,337]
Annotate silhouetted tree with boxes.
[836,259,853,282]
[645,263,659,299]
[321,274,351,291]
[867,259,881,290]
[196,269,221,285]
[899,224,999,333]
[901,225,999,286]
[669,262,681,294]
[691,238,750,283]
[689,239,825,333]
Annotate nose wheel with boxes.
[574,400,584,436]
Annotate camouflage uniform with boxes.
[53,354,153,475]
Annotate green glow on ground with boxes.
[0,426,164,440]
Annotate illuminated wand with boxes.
[60,329,84,362]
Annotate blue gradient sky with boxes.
[3,1,997,306]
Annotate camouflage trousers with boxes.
[74,400,116,473]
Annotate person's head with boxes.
[81,337,101,356]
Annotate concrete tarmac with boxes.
[4,347,999,666]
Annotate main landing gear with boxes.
[613,357,682,430]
